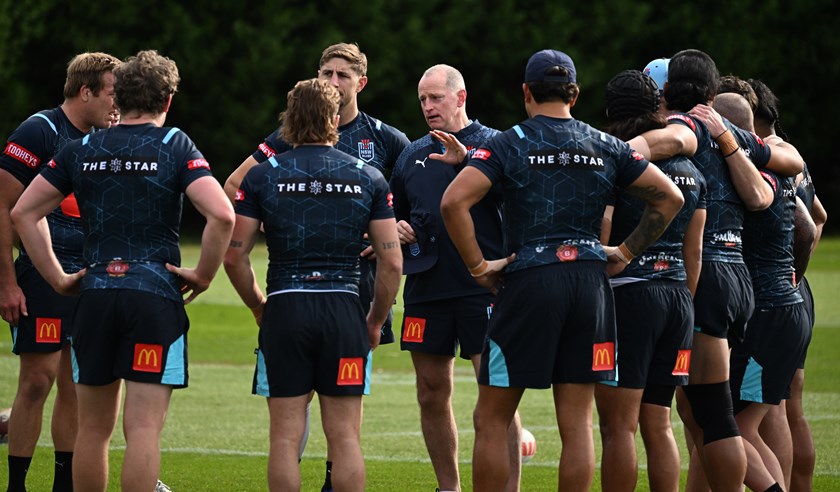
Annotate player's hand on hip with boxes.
[470,254,516,294]
[0,281,27,326]
[602,245,630,277]
[166,263,210,304]
[366,317,382,350]
[53,268,86,297]
[428,130,468,165]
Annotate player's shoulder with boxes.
[357,112,409,142]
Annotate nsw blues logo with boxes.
[358,139,375,162]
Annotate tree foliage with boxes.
[1,0,835,230]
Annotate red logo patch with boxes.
[751,132,766,147]
[133,344,163,373]
[472,149,491,160]
[631,151,645,161]
[759,170,778,193]
[48,159,57,168]
[36,317,61,343]
[336,357,364,385]
[672,349,691,376]
[402,317,426,343]
[187,158,210,170]
[258,142,276,158]
[4,142,40,169]
[654,260,670,271]
[556,245,578,262]
[234,189,245,202]
[106,260,129,276]
[592,342,615,371]
[59,194,81,218]
[387,192,393,208]
[667,114,696,132]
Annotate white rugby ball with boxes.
[521,428,536,463]
[0,407,10,444]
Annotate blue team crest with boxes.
[358,139,375,162]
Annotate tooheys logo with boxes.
[402,316,426,343]
[336,357,363,385]
[592,342,615,371]
[259,142,276,158]
[133,343,163,373]
[759,170,778,193]
[36,317,61,343]
[4,142,40,168]
[672,349,691,376]
[472,149,491,160]
[235,189,245,202]
[667,114,696,132]
[187,158,210,170]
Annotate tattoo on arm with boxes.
[624,207,667,256]
[381,241,398,250]
[229,240,243,248]
[625,184,668,203]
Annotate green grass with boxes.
[2,237,840,490]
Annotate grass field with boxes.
[2,238,839,491]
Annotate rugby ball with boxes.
[0,407,10,444]
[521,428,536,463]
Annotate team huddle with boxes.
[1,42,826,492]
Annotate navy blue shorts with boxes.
[730,302,810,408]
[693,261,754,341]
[254,291,371,397]
[609,280,693,389]
[10,261,77,354]
[478,262,617,389]
[72,289,189,387]
[401,293,493,359]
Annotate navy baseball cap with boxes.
[524,49,576,83]
[643,58,669,90]
[402,211,439,275]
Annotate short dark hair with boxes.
[280,79,341,146]
[718,75,758,112]
[664,49,719,112]
[527,67,579,104]
[114,50,179,115]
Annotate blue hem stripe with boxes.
[162,127,180,144]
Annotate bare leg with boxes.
[8,351,61,457]
[760,402,792,487]
[121,381,173,492]
[73,381,122,492]
[554,383,596,492]
[52,345,78,451]
[639,402,681,492]
[472,384,524,492]
[736,403,785,491]
[594,384,642,492]
[266,394,308,491]
[320,395,365,492]
[786,369,814,492]
[412,352,460,491]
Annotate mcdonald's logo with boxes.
[35,317,61,343]
[672,349,691,376]
[401,317,426,343]
[336,357,363,386]
[592,342,615,371]
[132,344,163,373]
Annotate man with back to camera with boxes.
[11,49,235,492]
[223,78,402,492]
[628,48,805,492]
[0,51,120,492]
[389,64,521,492]
[224,46,408,488]
[438,49,684,492]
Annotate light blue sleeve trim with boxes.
[82,134,90,145]
[512,125,525,139]
[162,127,181,144]
[268,156,280,168]
[31,113,58,134]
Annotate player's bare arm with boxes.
[367,217,402,349]
[223,214,265,325]
[762,134,805,177]
[629,123,697,161]
[0,169,27,324]
[223,155,260,204]
[683,209,706,297]
[792,196,817,283]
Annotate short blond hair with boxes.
[280,79,341,146]
[63,52,121,98]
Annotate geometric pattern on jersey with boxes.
[742,169,801,307]
[0,107,87,271]
[468,115,649,273]
[253,111,409,176]
[666,113,771,263]
[390,120,503,303]
[39,123,212,302]
[609,155,706,281]
[236,145,393,294]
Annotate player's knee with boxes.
[16,372,56,403]
[682,382,740,444]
